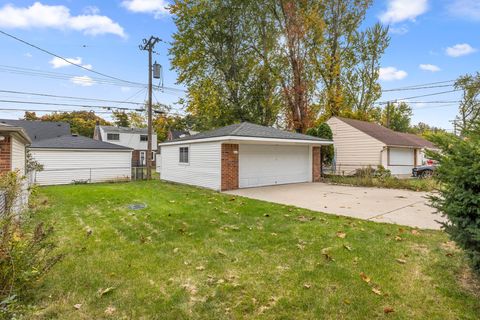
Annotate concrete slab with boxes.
[225,182,446,230]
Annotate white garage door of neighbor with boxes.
[389,148,414,166]
[239,144,310,188]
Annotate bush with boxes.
[0,171,61,317]
[306,123,334,165]
[428,128,480,273]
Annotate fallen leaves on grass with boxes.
[321,248,335,261]
[360,272,371,283]
[303,283,311,289]
[336,231,346,239]
[73,304,82,310]
[104,306,116,316]
[396,258,407,264]
[195,266,205,271]
[97,287,115,298]
[173,247,179,253]
[297,215,315,222]
[395,236,403,241]
[372,287,382,295]
[384,307,394,314]
[343,244,352,251]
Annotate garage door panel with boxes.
[389,148,414,166]
[239,145,310,188]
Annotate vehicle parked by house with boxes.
[412,164,436,178]
[94,124,157,167]
[326,116,437,177]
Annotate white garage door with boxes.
[239,144,310,188]
[30,149,132,185]
[389,148,414,166]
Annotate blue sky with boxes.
[0,0,478,131]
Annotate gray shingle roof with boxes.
[30,135,132,150]
[336,117,435,148]
[0,119,71,141]
[168,122,331,143]
[99,125,148,134]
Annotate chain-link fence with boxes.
[31,166,151,186]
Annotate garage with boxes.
[29,135,132,185]
[239,144,310,188]
[159,122,332,191]
[388,147,416,175]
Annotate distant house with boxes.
[326,117,436,176]
[0,123,31,212]
[94,125,157,167]
[159,122,332,191]
[0,119,132,185]
[167,129,191,141]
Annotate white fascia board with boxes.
[28,148,133,152]
[159,136,333,146]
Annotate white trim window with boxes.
[140,151,146,166]
[140,134,148,142]
[107,133,120,141]
[179,147,189,163]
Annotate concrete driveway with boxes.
[226,183,445,230]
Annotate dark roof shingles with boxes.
[0,119,70,141]
[169,122,331,143]
[30,135,132,150]
[337,117,435,148]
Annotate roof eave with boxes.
[159,135,333,146]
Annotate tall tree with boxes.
[112,111,130,127]
[381,101,412,132]
[24,111,110,138]
[454,73,480,135]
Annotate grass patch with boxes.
[25,180,478,319]
[324,175,438,192]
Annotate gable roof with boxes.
[168,129,191,140]
[164,122,332,144]
[0,123,31,144]
[335,117,435,148]
[99,125,148,134]
[0,119,70,141]
[29,135,132,150]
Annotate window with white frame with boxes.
[107,133,120,141]
[179,147,189,163]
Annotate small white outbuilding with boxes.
[326,117,437,176]
[29,135,132,185]
[158,122,332,191]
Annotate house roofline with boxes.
[159,135,333,146]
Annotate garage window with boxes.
[179,147,189,163]
[107,133,119,141]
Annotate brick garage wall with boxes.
[221,144,239,191]
[131,150,156,167]
[312,146,321,182]
[0,135,11,174]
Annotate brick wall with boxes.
[312,146,321,182]
[131,150,156,167]
[221,144,239,191]
[0,135,11,173]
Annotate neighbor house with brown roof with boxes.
[326,117,436,176]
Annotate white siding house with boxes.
[327,117,436,176]
[29,135,132,185]
[159,122,332,191]
[160,142,222,190]
[11,135,26,176]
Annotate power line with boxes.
[0,99,144,111]
[377,90,460,104]
[0,89,146,105]
[0,29,140,86]
[382,80,455,92]
[381,84,453,92]
[0,107,113,114]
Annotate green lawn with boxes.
[26,181,479,319]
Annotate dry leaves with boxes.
[321,248,334,261]
[384,307,395,314]
[73,304,82,310]
[371,287,382,295]
[195,265,205,271]
[104,306,116,316]
[360,272,371,283]
[97,287,115,298]
[343,244,352,251]
[336,231,346,239]
[396,258,407,264]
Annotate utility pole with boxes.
[139,36,161,180]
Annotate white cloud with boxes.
[446,43,477,57]
[121,0,170,18]
[390,25,409,35]
[448,0,480,21]
[379,0,428,24]
[70,75,95,87]
[49,57,93,70]
[419,64,441,72]
[0,2,126,38]
[379,67,408,81]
